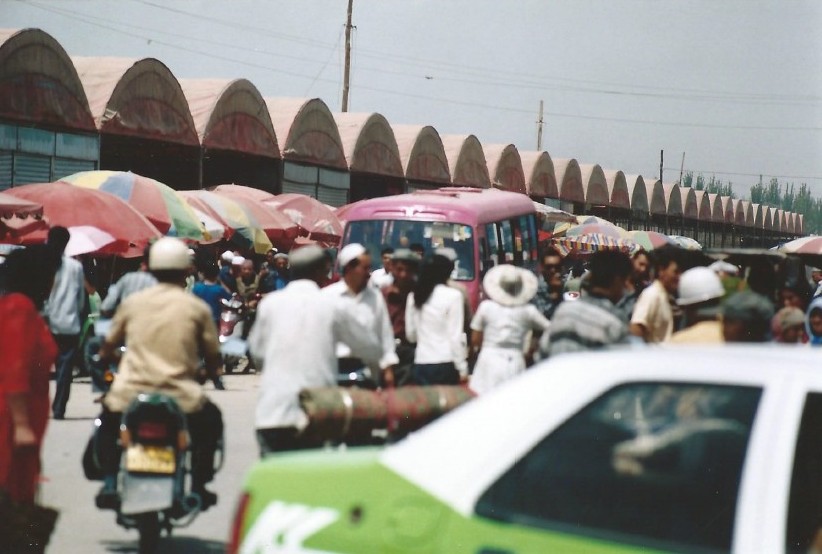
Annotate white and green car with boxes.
[230,346,822,553]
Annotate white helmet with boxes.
[677,266,725,306]
[149,237,191,271]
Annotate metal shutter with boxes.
[282,181,317,197]
[0,151,11,190]
[13,153,51,185]
[53,158,96,181]
[317,184,348,207]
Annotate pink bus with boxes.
[339,187,539,311]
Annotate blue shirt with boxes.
[192,281,232,324]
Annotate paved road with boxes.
[41,373,261,553]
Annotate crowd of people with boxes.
[3,226,822,549]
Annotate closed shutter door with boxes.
[282,181,316,197]
[53,158,96,181]
[13,153,51,185]
[0,151,11,190]
[317,184,348,207]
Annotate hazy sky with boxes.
[4,0,822,198]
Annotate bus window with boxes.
[500,220,515,263]
[485,223,501,265]
[519,214,538,267]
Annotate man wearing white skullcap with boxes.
[324,243,399,387]
[249,245,383,455]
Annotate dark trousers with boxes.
[97,401,223,489]
[411,362,459,386]
[256,427,320,458]
[394,342,416,387]
[51,334,78,418]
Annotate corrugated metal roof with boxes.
[391,124,449,184]
[0,28,94,131]
[72,56,197,145]
[440,134,490,188]
[265,97,346,170]
[180,78,278,157]
[333,112,402,176]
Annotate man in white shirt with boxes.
[324,243,398,388]
[46,227,87,420]
[630,246,681,343]
[248,245,383,456]
[368,246,394,289]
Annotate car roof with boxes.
[381,345,822,516]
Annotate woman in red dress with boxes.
[0,245,59,503]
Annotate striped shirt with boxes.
[101,271,158,316]
[547,291,629,356]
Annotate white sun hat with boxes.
[482,264,539,307]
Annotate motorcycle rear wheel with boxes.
[137,512,161,554]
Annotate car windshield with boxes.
[345,220,475,281]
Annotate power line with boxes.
[665,166,822,183]
[17,0,822,132]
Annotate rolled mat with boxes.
[299,387,387,444]
[385,385,475,436]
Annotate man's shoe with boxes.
[53,413,65,420]
[95,483,119,510]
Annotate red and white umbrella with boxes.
[65,225,119,257]
[779,235,822,255]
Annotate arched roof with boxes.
[625,175,648,213]
[0,28,94,131]
[733,200,747,226]
[334,112,403,177]
[265,97,347,170]
[645,179,666,214]
[781,210,789,233]
[742,201,754,227]
[602,170,629,210]
[721,197,734,223]
[787,212,796,234]
[752,203,764,228]
[180,78,279,158]
[552,158,584,203]
[708,193,723,222]
[775,209,784,232]
[798,214,804,235]
[518,151,558,198]
[764,207,774,230]
[661,183,682,216]
[392,125,450,185]
[578,163,610,206]
[483,144,525,194]
[440,135,491,188]
[678,186,697,219]
[694,190,711,221]
[72,56,197,145]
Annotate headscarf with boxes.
[804,297,822,345]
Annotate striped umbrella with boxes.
[61,170,207,241]
[565,222,629,240]
[552,233,637,256]
[627,230,677,251]
[209,184,302,244]
[668,235,703,251]
[546,214,620,238]
[779,236,822,255]
[179,190,273,254]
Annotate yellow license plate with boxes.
[125,445,176,474]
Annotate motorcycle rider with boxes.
[94,237,224,510]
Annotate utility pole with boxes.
[536,100,544,150]
[341,0,354,112]
[659,150,663,183]
[679,152,685,185]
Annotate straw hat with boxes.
[482,265,538,307]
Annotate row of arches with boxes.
[0,27,803,243]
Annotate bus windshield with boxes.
[345,219,475,281]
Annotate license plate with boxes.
[125,445,176,474]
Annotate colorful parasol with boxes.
[179,190,273,254]
[4,182,162,256]
[0,191,47,240]
[61,170,208,241]
[627,230,678,251]
[552,233,637,256]
[565,222,630,240]
[210,184,301,244]
[778,236,822,255]
[264,193,343,245]
[668,235,703,251]
[546,214,621,238]
[64,225,118,257]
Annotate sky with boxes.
[4,0,822,199]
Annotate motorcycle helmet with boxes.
[148,237,191,271]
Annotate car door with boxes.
[441,381,764,554]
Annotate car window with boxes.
[786,393,822,553]
[476,383,761,553]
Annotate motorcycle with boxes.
[89,392,223,553]
[218,293,260,373]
